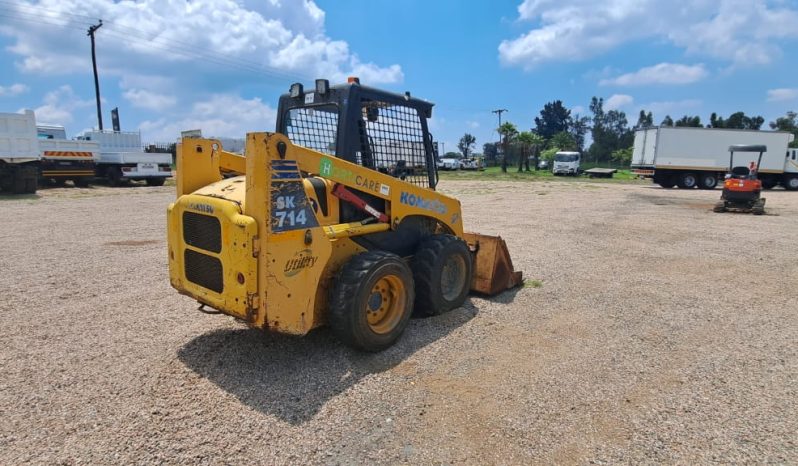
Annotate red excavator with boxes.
[713,145,766,215]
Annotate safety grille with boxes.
[360,100,430,187]
[284,105,339,155]
[184,249,223,293]
[182,211,221,253]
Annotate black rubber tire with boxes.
[329,251,414,352]
[698,173,717,190]
[146,177,166,187]
[713,200,727,213]
[73,177,91,188]
[783,176,798,191]
[760,177,777,190]
[108,168,123,187]
[677,173,698,189]
[411,234,473,317]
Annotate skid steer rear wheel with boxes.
[329,251,414,352]
[412,234,473,316]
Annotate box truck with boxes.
[632,127,796,190]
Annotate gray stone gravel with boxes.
[0,180,796,464]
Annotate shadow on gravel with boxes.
[177,300,479,425]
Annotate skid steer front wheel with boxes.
[412,234,473,316]
[329,251,414,352]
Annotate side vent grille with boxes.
[184,249,223,293]
[183,211,222,253]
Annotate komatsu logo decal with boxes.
[187,202,214,214]
[399,191,448,214]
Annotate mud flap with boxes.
[463,232,523,295]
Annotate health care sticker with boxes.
[319,156,385,196]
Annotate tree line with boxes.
[448,100,798,172]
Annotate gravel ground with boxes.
[1,180,796,464]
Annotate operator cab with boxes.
[276,78,438,189]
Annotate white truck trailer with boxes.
[79,130,172,186]
[632,126,796,190]
[0,110,39,194]
[37,124,99,187]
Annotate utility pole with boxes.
[87,21,104,131]
[492,108,508,140]
[441,142,445,156]
[493,108,508,171]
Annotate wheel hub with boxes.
[441,255,467,301]
[365,275,405,334]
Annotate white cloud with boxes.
[29,85,94,125]
[138,94,277,141]
[1,0,402,85]
[600,63,708,86]
[767,88,798,102]
[500,0,798,69]
[467,120,480,129]
[0,83,29,97]
[571,105,585,115]
[122,88,177,112]
[605,94,634,110]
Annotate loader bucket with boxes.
[463,232,523,296]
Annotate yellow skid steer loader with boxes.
[167,78,521,351]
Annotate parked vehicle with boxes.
[79,130,172,186]
[538,159,549,170]
[437,157,461,170]
[0,110,100,193]
[632,126,796,190]
[460,158,482,170]
[0,110,40,194]
[552,151,581,176]
[37,124,98,187]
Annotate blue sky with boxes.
[0,0,796,154]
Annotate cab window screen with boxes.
[284,105,339,155]
[359,100,430,187]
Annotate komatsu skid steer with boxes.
[167,78,522,351]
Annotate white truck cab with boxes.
[552,151,581,176]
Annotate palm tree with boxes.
[517,131,545,172]
[497,122,518,173]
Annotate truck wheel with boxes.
[698,173,717,190]
[677,173,698,189]
[146,178,165,187]
[411,234,473,316]
[74,177,91,188]
[784,176,798,191]
[108,168,123,187]
[760,177,777,190]
[329,251,414,352]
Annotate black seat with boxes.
[731,166,750,179]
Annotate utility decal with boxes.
[399,191,448,214]
[284,248,319,277]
